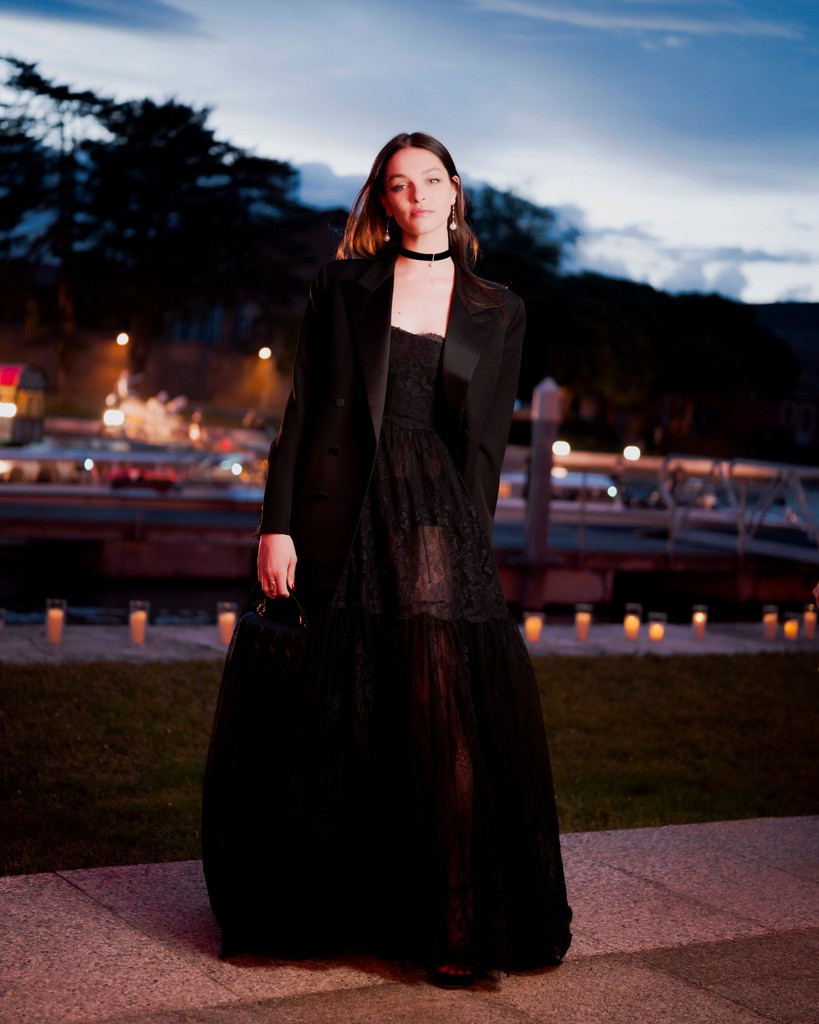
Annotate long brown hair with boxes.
[338,133,501,302]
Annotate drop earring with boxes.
[384,215,392,242]
[449,205,456,231]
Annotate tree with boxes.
[0,58,308,376]
[469,184,575,289]
[0,57,111,383]
[79,97,303,368]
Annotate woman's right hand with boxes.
[257,533,298,598]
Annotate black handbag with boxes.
[202,582,311,955]
[227,586,309,680]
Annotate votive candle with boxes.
[762,604,778,641]
[574,604,592,642]
[648,612,667,642]
[803,604,816,640]
[691,605,708,640]
[46,598,66,645]
[217,601,238,644]
[623,603,642,640]
[524,612,544,643]
[129,600,150,644]
[784,614,799,641]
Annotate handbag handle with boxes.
[256,587,309,629]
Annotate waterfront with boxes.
[3,440,819,621]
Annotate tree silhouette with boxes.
[0,58,306,375]
[1,57,111,383]
[79,97,302,369]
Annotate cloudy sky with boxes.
[2,0,817,303]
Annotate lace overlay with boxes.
[332,327,507,621]
[209,326,572,972]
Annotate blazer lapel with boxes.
[440,269,494,431]
[343,255,396,442]
[343,256,493,446]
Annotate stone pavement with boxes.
[1,818,817,1024]
[2,624,818,1023]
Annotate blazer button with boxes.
[334,398,346,408]
[314,491,329,501]
[328,445,342,455]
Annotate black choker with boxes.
[398,245,452,266]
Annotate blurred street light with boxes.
[103,409,125,427]
[116,332,130,347]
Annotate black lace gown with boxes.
[205,326,572,972]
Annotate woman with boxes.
[203,132,572,986]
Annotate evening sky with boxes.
[1,0,817,302]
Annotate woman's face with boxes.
[381,146,458,243]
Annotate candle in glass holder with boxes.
[217,601,238,644]
[762,604,778,641]
[648,612,667,642]
[129,600,150,644]
[803,604,816,640]
[623,603,642,640]
[783,613,799,641]
[691,604,708,640]
[46,598,66,644]
[574,604,592,642]
[524,612,544,643]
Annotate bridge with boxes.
[1,445,818,608]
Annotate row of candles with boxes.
[43,599,239,645]
[34,599,819,645]
[523,603,818,643]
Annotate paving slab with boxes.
[636,930,819,1024]
[489,955,775,1024]
[563,820,819,933]
[1,817,817,1024]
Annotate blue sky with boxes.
[1,0,817,303]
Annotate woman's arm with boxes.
[256,264,328,595]
[259,264,327,534]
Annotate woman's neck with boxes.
[398,228,451,256]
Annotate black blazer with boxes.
[259,251,526,589]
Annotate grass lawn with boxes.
[1,653,817,875]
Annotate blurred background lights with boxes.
[258,346,272,360]
[103,408,125,427]
[116,332,129,346]
[552,440,571,457]
[0,402,17,418]
[83,458,95,471]
[623,445,642,462]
